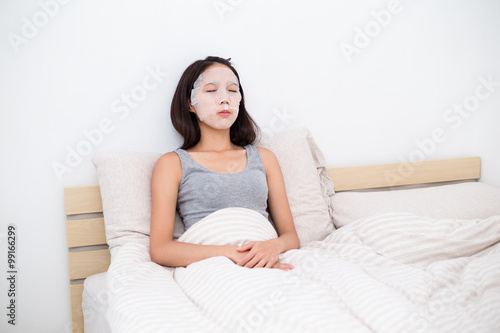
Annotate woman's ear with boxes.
[189,101,196,113]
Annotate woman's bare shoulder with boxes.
[153,151,182,179]
[255,146,280,172]
[157,151,180,162]
[256,146,277,162]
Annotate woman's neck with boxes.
[190,125,238,152]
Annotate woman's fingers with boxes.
[253,258,271,268]
[235,241,286,269]
[237,241,255,252]
[243,255,262,268]
[243,254,279,268]
[264,260,276,268]
[272,262,295,271]
[238,251,266,268]
[236,252,294,271]
[235,253,249,266]
[236,249,258,267]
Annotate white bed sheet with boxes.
[82,272,111,333]
[101,208,500,333]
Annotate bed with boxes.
[64,128,500,333]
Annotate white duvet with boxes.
[106,208,500,333]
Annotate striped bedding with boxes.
[105,208,500,332]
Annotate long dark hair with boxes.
[171,56,260,149]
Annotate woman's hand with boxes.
[225,243,294,270]
[235,240,295,270]
[236,240,279,268]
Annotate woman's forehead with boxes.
[200,65,238,83]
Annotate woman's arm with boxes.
[150,152,237,267]
[235,147,300,268]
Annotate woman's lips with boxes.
[217,111,232,117]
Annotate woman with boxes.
[150,56,299,270]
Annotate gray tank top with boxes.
[175,145,269,230]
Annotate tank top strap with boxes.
[174,148,200,171]
[244,144,265,171]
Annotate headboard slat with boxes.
[66,218,107,248]
[64,185,103,215]
[68,249,111,280]
[328,157,481,192]
[69,284,84,333]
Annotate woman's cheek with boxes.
[194,95,215,121]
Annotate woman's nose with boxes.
[217,92,230,104]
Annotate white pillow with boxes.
[92,152,185,254]
[258,128,335,244]
[331,182,500,228]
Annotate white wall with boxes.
[1,0,499,331]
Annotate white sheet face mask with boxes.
[190,66,241,130]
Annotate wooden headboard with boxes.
[65,185,108,333]
[64,156,481,333]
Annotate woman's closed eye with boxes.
[228,83,239,93]
[204,83,218,92]
[205,88,238,93]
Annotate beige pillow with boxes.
[331,182,500,228]
[92,152,184,254]
[258,128,335,244]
